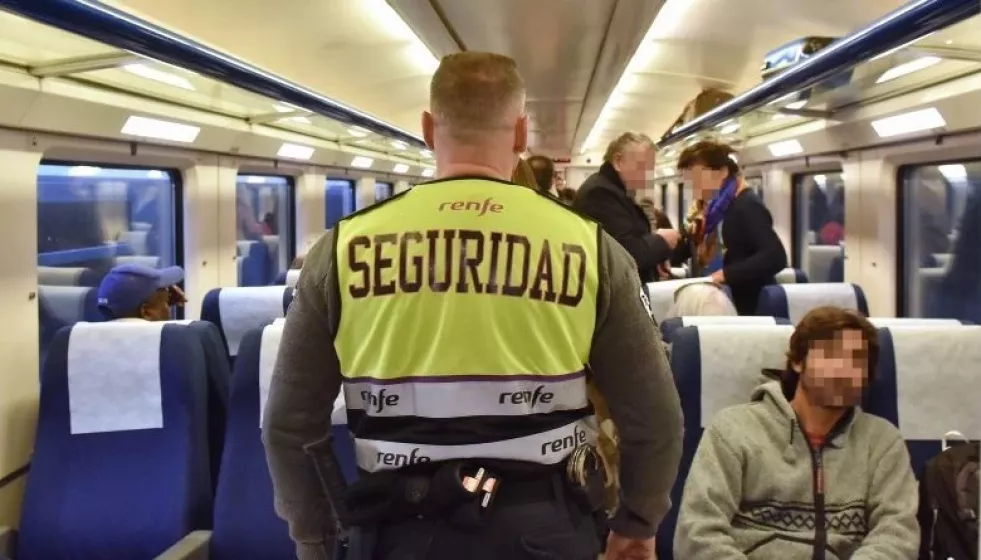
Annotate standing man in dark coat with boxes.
[575,133,681,284]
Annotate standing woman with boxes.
[676,140,787,315]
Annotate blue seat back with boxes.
[755,282,869,323]
[660,316,789,343]
[864,325,981,478]
[774,267,808,284]
[183,320,232,492]
[201,287,293,362]
[211,325,294,559]
[659,324,793,560]
[19,322,212,558]
[238,241,271,287]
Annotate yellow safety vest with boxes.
[334,177,600,473]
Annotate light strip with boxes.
[123,63,195,91]
[393,163,410,173]
[277,143,315,160]
[366,0,439,74]
[875,56,942,84]
[422,168,435,177]
[120,115,200,143]
[767,139,804,157]
[351,156,374,169]
[871,107,946,138]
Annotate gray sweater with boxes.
[674,381,919,560]
[262,213,683,558]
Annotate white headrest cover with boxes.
[774,268,798,284]
[891,326,981,440]
[696,325,794,427]
[868,318,961,327]
[218,287,287,356]
[68,322,165,434]
[646,279,711,323]
[681,316,777,326]
[285,269,301,288]
[782,283,858,324]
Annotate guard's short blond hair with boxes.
[603,132,655,164]
[430,52,525,141]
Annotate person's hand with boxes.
[606,532,656,560]
[168,285,187,307]
[710,269,725,284]
[657,261,672,280]
[655,229,680,249]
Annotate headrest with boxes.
[258,323,283,427]
[67,322,165,434]
[114,255,161,269]
[38,267,87,287]
[775,268,806,284]
[677,325,793,427]
[888,326,981,440]
[645,279,713,323]
[237,240,255,256]
[39,286,96,324]
[285,269,301,288]
[682,316,779,327]
[218,287,289,356]
[780,283,863,324]
[869,318,963,327]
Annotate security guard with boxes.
[263,52,683,560]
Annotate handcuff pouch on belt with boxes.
[342,461,493,529]
[566,444,607,513]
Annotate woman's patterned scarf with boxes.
[686,176,739,269]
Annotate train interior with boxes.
[0,0,979,558]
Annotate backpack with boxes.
[919,437,980,560]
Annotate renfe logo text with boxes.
[439,198,503,217]
[361,388,400,413]
[376,448,431,467]
[499,385,555,407]
[541,425,588,456]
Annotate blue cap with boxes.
[97,264,184,317]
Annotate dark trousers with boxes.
[350,478,601,559]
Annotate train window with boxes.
[236,175,294,287]
[680,181,693,227]
[794,171,845,283]
[659,183,668,212]
[375,181,394,202]
[326,178,355,229]
[745,176,764,200]
[900,161,981,321]
[37,163,181,361]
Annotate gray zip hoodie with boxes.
[674,380,919,559]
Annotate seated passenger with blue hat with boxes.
[96,264,186,321]
[675,306,919,559]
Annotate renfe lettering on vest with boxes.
[540,425,588,456]
[499,385,554,407]
[438,198,503,217]
[361,388,400,413]
[347,229,587,307]
[376,448,431,467]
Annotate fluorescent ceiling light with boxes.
[875,56,942,84]
[390,140,408,150]
[420,149,433,158]
[351,156,374,169]
[273,104,311,124]
[366,0,439,74]
[348,126,370,137]
[871,107,946,138]
[393,163,410,174]
[69,166,101,176]
[145,170,165,179]
[785,100,807,110]
[422,168,435,177]
[121,115,200,143]
[277,143,315,160]
[768,139,804,157]
[938,164,967,182]
[717,121,740,135]
[124,63,194,91]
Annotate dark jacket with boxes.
[574,163,674,283]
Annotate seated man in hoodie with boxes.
[675,306,919,559]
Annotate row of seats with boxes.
[645,278,868,325]
[654,320,981,559]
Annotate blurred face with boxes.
[793,329,869,410]
[140,289,172,321]
[681,163,728,198]
[613,143,655,190]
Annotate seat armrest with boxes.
[0,525,15,559]
[154,530,211,560]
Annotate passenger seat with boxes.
[15,321,212,558]
[200,287,293,364]
[755,282,868,323]
[660,316,789,343]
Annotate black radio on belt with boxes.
[566,444,606,512]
